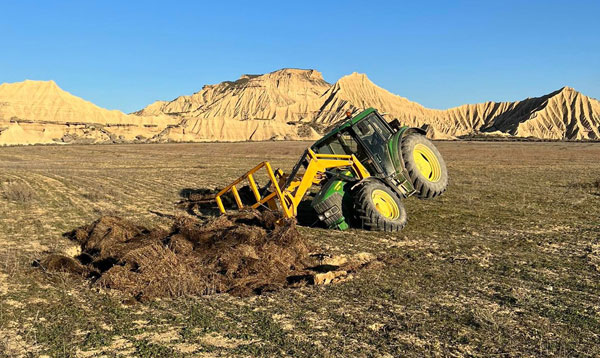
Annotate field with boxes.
[1,141,599,357]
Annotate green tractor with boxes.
[216,108,448,232]
[309,108,448,231]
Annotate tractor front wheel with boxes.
[352,181,407,232]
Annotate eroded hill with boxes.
[1,69,598,145]
[0,80,179,145]
[136,69,600,141]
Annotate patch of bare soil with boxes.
[37,211,377,301]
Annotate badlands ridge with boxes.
[1,68,598,145]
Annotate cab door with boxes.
[351,113,395,177]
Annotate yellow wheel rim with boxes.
[413,143,442,182]
[371,189,400,219]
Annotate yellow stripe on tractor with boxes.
[215,149,370,218]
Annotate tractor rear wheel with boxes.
[352,180,407,232]
[401,134,448,199]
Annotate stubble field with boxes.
[0,141,599,357]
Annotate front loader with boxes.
[215,108,448,232]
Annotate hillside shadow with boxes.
[478,89,568,135]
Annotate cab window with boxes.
[353,114,392,171]
[315,130,362,155]
[315,135,345,155]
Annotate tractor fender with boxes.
[350,176,384,192]
[350,177,408,202]
[401,126,428,138]
[350,177,397,194]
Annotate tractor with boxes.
[215,108,448,231]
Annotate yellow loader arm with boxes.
[215,148,370,218]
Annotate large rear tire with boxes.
[401,134,448,199]
[352,180,407,232]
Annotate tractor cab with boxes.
[311,109,398,178]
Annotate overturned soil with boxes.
[38,211,379,301]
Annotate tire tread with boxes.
[400,134,448,199]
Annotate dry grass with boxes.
[0,141,599,357]
[1,180,36,203]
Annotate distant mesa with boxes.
[1,69,598,145]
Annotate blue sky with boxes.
[2,0,599,112]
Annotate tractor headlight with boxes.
[319,206,340,221]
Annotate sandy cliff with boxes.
[138,69,600,141]
[1,69,598,145]
[0,80,179,145]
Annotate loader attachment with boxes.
[215,149,370,219]
[214,161,293,217]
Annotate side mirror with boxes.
[389,119,402,131]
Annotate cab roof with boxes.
[311,108,376,148]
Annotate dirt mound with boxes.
[38,211,376,300]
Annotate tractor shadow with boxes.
[177,187,322,227]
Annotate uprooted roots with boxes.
[38,211,379,301]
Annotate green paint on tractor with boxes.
[308,108,442,230]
